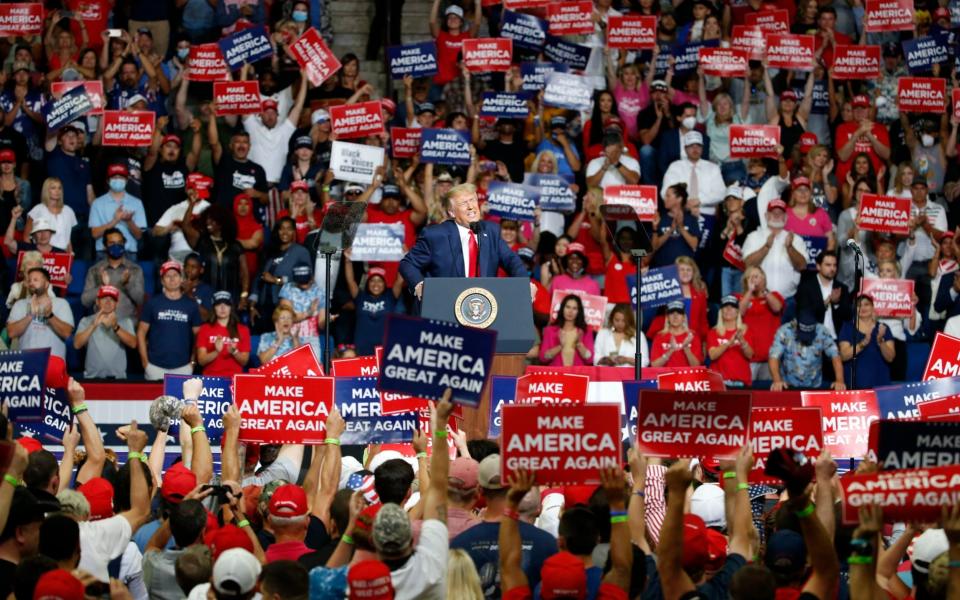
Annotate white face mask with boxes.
[767,218,786,229]
[921,134,935,147]
[681,116,697,130]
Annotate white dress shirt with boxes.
[660,157,726,215]
[741,227,809,298]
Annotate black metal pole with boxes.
[850,252,860,390]
[320,245,336,374]
[631,249,647,381]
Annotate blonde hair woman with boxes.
[650,300,703,367]
[738,265,784,380]
[447,549,484,600]
[888,162,915,198]
[802,144,838,217]
[5,250,54,309]
[25,177,77,253]
[708,295,754,387]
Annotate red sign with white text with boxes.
[831,45,881,79]
[953,89,960,120]
[101,111,154,147]
[514,372,589,405]
[462,38,513,72]
[729,124,781,158]
[51,81,105,115]
[698,47,749,78]
[764,33,815,70]
[330,355,379,377]
[923,332,960,381]
[234,375,333,444]
[549,290,607,331]
[635,391,752,459]
[187,44,230,81]
[288,28,342,86]
[858,193,910,235]
[603,185,657,221]
[252,344,325,377]
[504,0,550,8]
[501,403,621,485]
[657,369,727,392]
[864,0,914,32]
[749,407,824,484]
[744,9,789,31]
[801,390,879,458]
[840,465,960,524]
[917,394,960,418]
[547,1,593,35]
[213,81,262,115]
[606,15,657,49]
[15,252,72,289]
[390,127,422,159]
[898,77,946,113]
[329,101,385,139]
[860,278,914,318]
[0,4,43,36]
[731,26,765,60]
[374,346,430,415]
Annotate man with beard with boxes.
[6,267,75,359]
[143,120,201,225]
[210,126,268,212]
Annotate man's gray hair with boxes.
[444,182,477,211]
[57,490,91,519]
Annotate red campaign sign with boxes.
[636,391,752,459]
[482,0,502,6]
[504,0,550,8]
[898,77,946,114]
[514,372,589,405]
[252,344,325,377]
[234,375,333,444]
[391,127,422,159]
[860,278,915,318]
[547,1,593,35]
[917,394,960,418]
[764,33,815,71]
[15,252,72,289]
[731,26,765,61]
[213,81,262,116]
[840,465,960,525]
[288,28,342,86]
[657,369,726,392]
[101,111,154,147]
[462,38,513,72]
[698,47,749,78]
[330,355,379,377]
[606,15,657,49]
[858,193,911,235]
[801,390,879,458]
[864,0,914,32]
[749,407,824,484]
[187,44,230,81]
[831,45,881,80]
[953,89,960,121]
[744,8,790,31]
[923,332,960,381]
[549,289,607,331]
[603,185,657,221]
[729,124,781,158]
[501,403,621,485]
[0,4,43,36]
[51,81,105,115]
[374,346,429,415]
[329,101,385,139]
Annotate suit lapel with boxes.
[446,220,465,277]
[478,223,490,277]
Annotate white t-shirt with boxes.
[79,515,133,582]
[392,519,448,600]
[741,228,809,299]
[155,199,210,260]
[585,154,641,189]
[242,116,297,183]
[28,203,77,250]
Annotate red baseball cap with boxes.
[449,457,480,491]
[380,98,397,115]
[348,560,395,600]
[934,6,950,20]
[602,116,625,132]
[852,94,871,108]
[767,198,788,212]
[367,267,387,280]
[563,485,596,507]
[0,149,15,163]
[17,437,42,454]
[780,90,798,102]
[161,134,182,147]
[161,462,197,503]
[705,528,729,571]
[682,514,710,570]
[33,569,84,600]
[160,260,183,276]
[207,524,254,560]
[187,173,213,199]
[290,180,309,192]
[97,285,120,300]
[268,484,308,517]
[798,132,818,153]
[262,98,279,112]
[540,552,587,599]
[791,176,811,190]
[565,242,587,257]
[46,355,68,389]
[107,163,129,178]
[78,477,115,520]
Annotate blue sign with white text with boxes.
[631,265,683,310]
[622,380,659,439]
[500,10,548,50]
[524,173,576,213]
[520,62,569,91]
[874,377,960,420]
[672,40,719,75]
[163,375,233,444]
[543,34,591,71]
[479,92,531,118]
[387,41,439,78]
[902,31,951,74]
[486,181,539,222]
[334,378,418,444]
[801,235,827,271]
[0,348,50,422]
[419,128,472,165]
[218,25,273,70]
[488,376,518,438]
[17,388,70,443]
[46,85,93,131]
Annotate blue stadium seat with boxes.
[139,261,155,296]
[64,336,82,373]
[248,335,260,369]
[905,341,932,383]
[5,258,16,277]
[67,259,88,297]
[66,296,87,328]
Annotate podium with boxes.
[421,277,535,439]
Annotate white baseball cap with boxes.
[212,549,261,597]
[445,5,464,18]
[31,218,56,234]
[683,131,703,146]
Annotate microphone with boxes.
[845,238,864,256]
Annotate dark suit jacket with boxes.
[934,272,960,319]
[656,128,712,175]
[795,271,852,333]
[398,220,527,290]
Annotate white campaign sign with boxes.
[330,141,385,185]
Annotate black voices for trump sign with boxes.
[234,375,333,445]
[635,390,752,460]
[0,348,50,422]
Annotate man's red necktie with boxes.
[468,231,479,277]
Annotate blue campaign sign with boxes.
[486,181,539,222]
[543,72,592,111]
[672,40,719,75]
[387,41,439,79]
[334,378,418,444]
[488,376,518,438]
[163,375,233,443]
[801,235,827,271]
[621,380,659,439]
[218,25,273,70]
[696,214,715,255]
[500,10,547,50]
[0,348,50,422]
[46,85,93,131]
[543,34,591,71]
[479,91,531,118]
[520,62,568,91]
[524,173,576,213]
[631,265,683,310]
[351,223,405,262]
[902,31,951,74]
[379,314,498,406]
[874,377,960,419]
[17,388,70,443]
[419,128,472,166]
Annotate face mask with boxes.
[107,243,125,259]
[292,10,308,22]
[682,116,697,130]
[177,47,189,60]
[569,267,585,277]
[109,178,126,193]
[768,218,786,229]
[922,134,935,147]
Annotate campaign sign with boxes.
[622,380,659,439]
[731,26,765,61]
[486,181,539,222]
[801,389,879,458]
[330,141,386,184]
[288,28,342,86]
[213,81,262,116]
[333,378,418,444]
[16,388,71,444]
[0,4,43,36]
[857,193,911,235]
[543,72,592,111]
[902,32,951,74]
[252,343,324,376]
[350,223,405,262]
[489,375,518,438]
[101,111,155,147]
[729,124,781,158]
[330,355,379,377]
[865,0,915,32]
[462,38,513,72]
[234,375,333,444]
[524,173,575,213]
[15,252,73,289]
[162,375,232,443]
[479,92,531,118]
[387,41,439,78]
[51,81,105,115]
[543,35,591,71]
[515,372,588,405]
[898,77,947,113]
[606,15,657,49]
[831,45,881,79]
[953,89,960,120]
[520,61,568,91]
[390,127,422,159]
[45,85,93,131]
[504,0,550,7]
[419,129,472,166]
[764,34,815,71]
[744,8,790,31]
[0,348,49,422]
[378,314,498,406]
[330,101,385,139]
[657,369,726,392]
[840,465,960,525]
[547,1,593,35]
[549,289,607,331]
[801,235,827,270]
[873,420,960,470]
[749,407,824,484]
[636,390,752,459]
[372,346,431,415]
[187,44,230,81]
[875,378,960,419]
[636,265,683,309]
[603,185,657,221]
[500,10,548,51]
[860,278,914,318]
[672,40,718,75]
[218,25,273,70]
[501,403,621,485]
[918,394,960,418]
[923,332,960,380]
[698,47,750,78]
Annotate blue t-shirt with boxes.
[141,294,202,368]
[47,147,92,219]
[839,321,892,389]
[353,291,397,356]
[652,211,701,268]
[450,521,558,600]
[642,553,747,600]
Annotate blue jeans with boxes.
[640,145,658,185]
[720,160,747,185]
[721,267,743,297]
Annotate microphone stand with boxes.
[850,249,861,391]
[631,249,648,381]
[319,244,336,374]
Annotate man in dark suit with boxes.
[795,250,852,337]
[655,103,711,177]
[399,183,527,299]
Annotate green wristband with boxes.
[795,503,816,519]
[3,474,21,487]
[128,452,148,463]
[416,452,428,459]
[325,438,341,446]
[71,403,88,414]
[237,520,250,528]
[190,426,205,434]
[847,556,874,565]
[736,483,749,491]
[341,534,354,545]
[434,430,448,439]
[610,515,629,524]
[722,471,737,480]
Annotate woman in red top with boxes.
[234,193,263,280]
[707,295,754,387]
[601,227,638,305]
[196,291,251,377]
[650,301,703,367]
[645,256,709,346]
[429,0,481,88]
[739,265,784,380]
[278,181,323,244]
[566,187,606,277]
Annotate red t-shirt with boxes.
[572,218,606,276]
[650,331,704,367]
[68,0,109,49]
[706,328,754,385]
[196,322,251,377]
[834,121,890,185]
[264,540,311,563]
[815,30,851,69]
[435,30,471,86]
[277,209,324,245]
[604,255,636,305]
[740,292,784,362]
[532,278,551,316]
